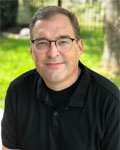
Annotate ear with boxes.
[30,47,35,61]
[30,48,32,55]
[77,39,83,58]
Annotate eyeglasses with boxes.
[31,37,75,53]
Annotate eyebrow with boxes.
[32,37,47,41]
[57,35,72,39]
[32,35,73,42]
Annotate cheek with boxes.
[63,52,79,68]
[32,53,42,65]
[75,48,81,60]
[68,48,80,61]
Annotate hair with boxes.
[29,6,80,40]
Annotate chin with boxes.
[45,74,64,83]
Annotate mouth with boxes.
[46,62,64,68]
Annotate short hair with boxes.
[29,6,80,40]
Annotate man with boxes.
[2,6,119,150]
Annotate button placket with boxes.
[53,111,58,116]
[52,111,59,128]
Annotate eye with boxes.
[37,40,48,45]
[35,40,49,49]
[60,39,69,43]
[57,39,70,46]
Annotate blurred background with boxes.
[0,0,120,109]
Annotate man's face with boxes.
[31,14,83,90]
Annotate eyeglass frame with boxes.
[31,37,76,53]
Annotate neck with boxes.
[44,67,81,91]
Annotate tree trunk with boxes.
[101,0,120,74]
[17,0,31,25]
[58,0,62,7]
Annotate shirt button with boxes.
[53,111,58,116]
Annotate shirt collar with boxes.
[36,62,90,108]
[36,77,54,107]
[69,62,90,107]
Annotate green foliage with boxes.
[0,0,18,29]
[80,29,104,70]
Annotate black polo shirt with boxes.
[2,62,119,150]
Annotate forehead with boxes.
[32,14,75,39]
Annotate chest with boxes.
[17,102,103,150]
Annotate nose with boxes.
[47,42,60,58]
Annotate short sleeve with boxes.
[1,83,18,149]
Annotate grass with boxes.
[80,29,104,70]
[0,36,34,109]
[0,30,119,109]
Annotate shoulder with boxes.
[82,64,119,102]
[5,69,40,107]
[9,69,39,89]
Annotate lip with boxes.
[46,62,64,68]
